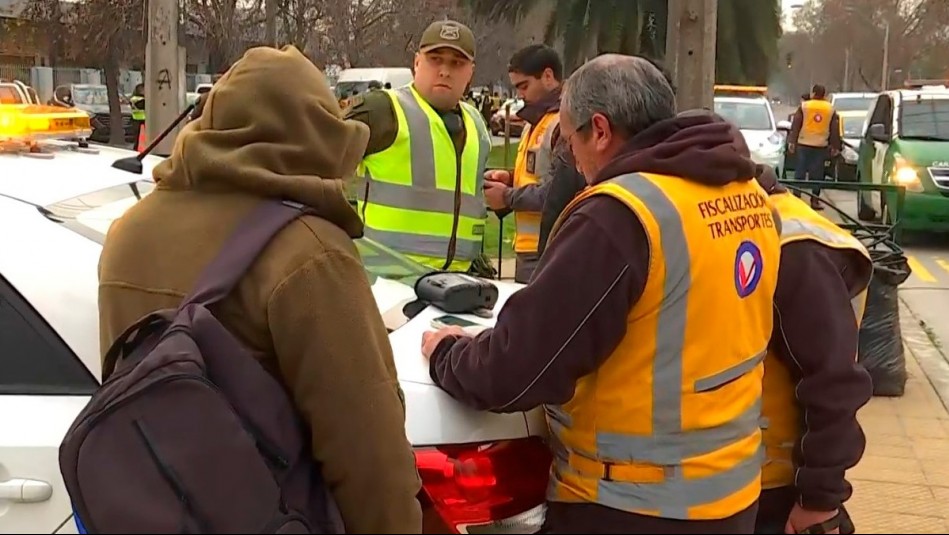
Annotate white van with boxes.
[335,67,413,97]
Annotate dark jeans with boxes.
[542,501,759,534]
[795,145,830,197]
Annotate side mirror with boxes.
[776,120,791,132]
[868,123,889,143]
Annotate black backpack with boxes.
[60,200,343,534]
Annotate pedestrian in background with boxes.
[787,84,841,210]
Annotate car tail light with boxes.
[415,437,552,534]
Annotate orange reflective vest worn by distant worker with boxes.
[798,99,834,148]
[760,192,872,490]
[545,171,782,520]
[513,111,559,248]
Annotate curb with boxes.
[899,297,949,412]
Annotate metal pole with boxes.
[146,0,184,157]
[665,0,718,111]
[843,48,851,92]
[881,21,890,91]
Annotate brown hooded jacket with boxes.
[97,45,422,533]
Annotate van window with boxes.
[899,98,949,141]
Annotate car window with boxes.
[898,98,949,141]
[832,97,875,113]
[867,95,891,136]
[0,85,24,104]
[841,116,865,137]
[42,181,430,287]
[72,86,109,106]
[0,274,98,395]
[714,100,773,130]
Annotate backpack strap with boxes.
[181,200,310,309]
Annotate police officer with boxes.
[345,20,491,272]
[788,85,841,210]
[130,83,146,151]
[753,166,872,535]
[483,45,578,282]
[421,55,781,533]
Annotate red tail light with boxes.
[415,437,552,534]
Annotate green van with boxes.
[856,87,949,232]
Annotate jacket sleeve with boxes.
[538,138,586,255]
[828,112,843,151]
[772,241,873,512]
[344,90,399,157]
[268,250,422,534]
[429,196,648,412]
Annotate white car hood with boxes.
[741,129,776,152]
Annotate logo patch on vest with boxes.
[526,149,537,174]
[734,241,763,298]
[813,113,823,123]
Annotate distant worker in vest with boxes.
[130,83,146,151]
[787,84,841,211]
[345,20,491,272]
[483,44,581,282]
[420,55,782,533]
[753,165,872,535]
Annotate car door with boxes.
[0,274,97,534]
[869,96,893,186]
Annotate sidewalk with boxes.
[845,301,949,533]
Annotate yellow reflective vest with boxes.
[799,99,834,148]
[356,85,491,271]
[512,111,559,254]
[546,172,782,520]
[761,192,872,490]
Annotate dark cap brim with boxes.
[419,44,474,61]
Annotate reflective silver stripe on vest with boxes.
[532,115,560,183]
[781,216,871,321]
[549,172,764,519]
[363,228,482,261]
[359,168,485,217]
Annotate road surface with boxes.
[820,189,949,356]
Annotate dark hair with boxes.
[811,84,826,98]
[644,57,676,95]
[508,44,563,81]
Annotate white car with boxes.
[714,96,784,170]
[0,139,548,534]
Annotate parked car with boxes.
[714,93,784,171]
[490,97,525,137]
[0,115,549,533]
[50,84,136,144]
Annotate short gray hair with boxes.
[561,54,677,138]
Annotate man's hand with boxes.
[788,143,796,155]
[483,181,510,211]
[421,326,470,360]
[485,169,513,187]
[785,504,839,534]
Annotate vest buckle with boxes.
[602,462,614,482]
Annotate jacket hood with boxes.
[596,110,757,186]
[152,45,369,238]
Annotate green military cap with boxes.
[419,20,476,61]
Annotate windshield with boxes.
[0,85,24,104]
[841,116,865,138]
[43,181,430,287]
[714,100,773,130]
[71,86,129,107]
[832,97,875,113]
[899,98,949,141]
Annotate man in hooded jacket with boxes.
[97,45,422,534]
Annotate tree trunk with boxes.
[104,57,126,147]
[265,0,277,46]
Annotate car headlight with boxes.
[892,155,923,192]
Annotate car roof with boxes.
[832,92,878,99]
[0,141,163,206]
[714,96,769,105]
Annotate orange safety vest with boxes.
[512,111,559,254]
[799,99,834,148]
[760,192,872,490]
[546,172,781,520]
